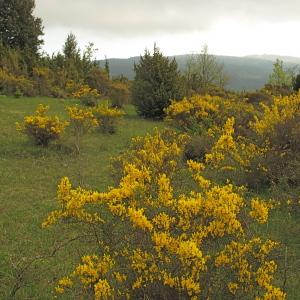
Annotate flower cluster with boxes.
[16,104,69,146]
[67,105,98,135]
[165,94,219,132]
[251,92,300,135]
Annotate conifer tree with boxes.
[132,45,183,119]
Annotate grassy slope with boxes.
[0,96,299,299]
[0,96,164,299]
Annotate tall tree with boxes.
[132,44,183,119]
[0,0,43,55]
[267,59,294,89]
[184,45,229,95]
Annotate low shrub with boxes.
[73,85,101,106]
[93,103,124,134]
[16,104,69,146]
[66,105,98,153]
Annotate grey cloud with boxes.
[35,0,300,36]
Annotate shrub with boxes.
[250,93,300,186]
[73,85,101,106]
[165,94,256,137]
[165,94,219,133]
[16,104,68,146]
[0,68,36,96]
[184,134,214,162]
[43,130,284,300]
[109,81,130,108]
[66,105,98,153]
[14,88,23,98]
[245,91,273,105]
[93,103,124,134]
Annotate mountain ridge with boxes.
[98,54,300,91]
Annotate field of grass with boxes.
[0,96,299,299]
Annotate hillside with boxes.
[99,55,300,91]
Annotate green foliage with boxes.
[85,67,110,95]
[0,0,43,69]
[109,81,130,108]
[293,74,300,91]
[267,59,294,91]
[132,45,183,119]
[32,67,53,96]
[184,45,229,96]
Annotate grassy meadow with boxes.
[0,95,299,299]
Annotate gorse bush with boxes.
[43,130,285,300]
[165,94,256,137]
[93,103,124,134]
[73,85,101,107]
[16,104,68,146]
[0,69,36,96]
[67,105,98,153]
[250,92,300,186]
[165,95,219,133]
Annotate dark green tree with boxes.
[132,45,183,119]
[293,73,300,91]
[104,55,110,79]
[0,0,43,57]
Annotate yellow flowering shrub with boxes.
[93,103,124,134]
[73,84,101,106]
[165,94,256,136]
[0,68,35,96]
[165,94,219,132]
[16,104,69,146]
[251,92,300,136]
[43,130,285,299]
[250,92,300,186]
[197,116,268,188]
[66,105,98,153]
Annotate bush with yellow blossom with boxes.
[43,129,285,300]
[93,102,124,134]
[16,104,69,146]
[73,85,101,107]
[250,92,300,186]
[165,94,256,137]
[66,105,98,153]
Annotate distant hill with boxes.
[98,55,300,91]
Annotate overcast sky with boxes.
[34,0,300,59]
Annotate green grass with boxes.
[0,96,165,299]
[0,96,299,299]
